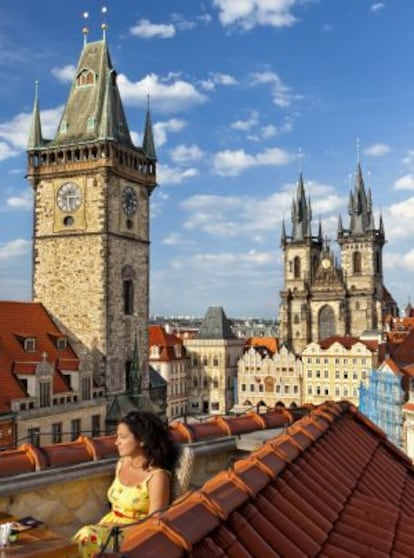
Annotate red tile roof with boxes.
[318,335,378,352]
[0,301,80,411]
[118,402,414,558]
[149,325,186,362]
[246,337,279,354]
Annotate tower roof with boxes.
[196,306,236,340]
[27,81,43,149]
[142,99,157,160]
[51,39,132,147]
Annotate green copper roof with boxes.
[52,39,132,147]
[27,82,43,149]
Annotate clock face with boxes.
[322,258,331,270]
[122,186,138,216]
[57,182,82,212]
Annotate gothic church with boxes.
[279,164,398,354]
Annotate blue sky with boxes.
[1,0,414,319]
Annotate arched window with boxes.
[318,305,335,340]
[376,251,381,274]
[213,376,219,388]
[123,279,134,315]
[293,256,301,279]
[77,69,95,86]
[353,251,362,274]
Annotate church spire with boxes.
[348,162,372,234]
[142,96,157,161]
[291,172,311,242]
[27,81,43,149]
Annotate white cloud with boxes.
[6,189,32,210]
[169,144,204,164]
[364,143,390,157]
[261,124,278,138]
[199,72,237,91]
[231,111,259,131]
[394,175,414,191]
[157,164,199,185]
[384,197,414,240]
[0,106,62,154]
[213,0,300,30]
[213,146,291,176]
[162,233,193,246]
[130,19,176,39]
[117,73,207,112]
[153,119,187,147]
[180,181,343,239]
[0,238,31,260]
[370,3,385,13]
[250,70,301,107]
[51,64,76,83]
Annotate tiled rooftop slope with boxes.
[0,409,293,476]
[114,402,414,558]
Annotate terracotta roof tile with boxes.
[0,301,80,411]
[117,401,414,557]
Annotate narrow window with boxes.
[123,279,134,315]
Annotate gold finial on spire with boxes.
[82,11,89,45]
[101,6,108,40]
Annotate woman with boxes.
[73,411,178,558]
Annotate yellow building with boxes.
[184,307,244,415]
[301,336,379,406]
[237,344,302,409]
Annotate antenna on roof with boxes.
[82,11,89,45]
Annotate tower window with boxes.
[376,251,381,274]
[123,279,134,315]
[353,251,362,274]
[77,69,95,86]
[87,116,96,130]
[293,256,301,279]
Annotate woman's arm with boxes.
[147,470,171,514]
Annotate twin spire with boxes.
[283,160,384,246]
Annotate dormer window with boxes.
[57,337,67,351]
[150,345,160,358]
[77,69,96,87]
[87,116,96,130]
[24,338,36,352]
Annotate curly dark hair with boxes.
[119,411,178,471]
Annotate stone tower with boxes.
[338,163,386,335]
[279,164,398,355]
[279,173,323,353]
[26,32,157,395]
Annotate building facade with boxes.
[184,307,245,415]
[26,31,156,396]
[279,166,398,354]
[301,336,378,406]
[0,302,106,448]
[237,343,302,409]
[149,325,190,419]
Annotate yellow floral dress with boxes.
[73,462,168,558]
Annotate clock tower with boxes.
[27,31,157,396]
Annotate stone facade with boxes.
[185,339,245,414]
[27,38,156,397]
[279,167,397,354]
